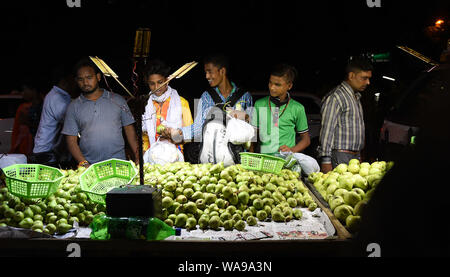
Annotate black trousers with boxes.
[331,150,361,168]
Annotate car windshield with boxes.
[291,96,321,114]
[386,67,448,126]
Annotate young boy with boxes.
[163,54,253,142]
[142,59,193,154]
[251,64,310,155]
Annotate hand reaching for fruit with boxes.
[279,145,294,153]
[228,110,249,123]
[156,124,165,135]
[160,127,183,144]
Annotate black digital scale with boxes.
[105,185,162,218]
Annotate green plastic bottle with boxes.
[89,215,181,241]
[89,214,111,240]
[146,217,181,240]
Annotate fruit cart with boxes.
[0,160,359,258]
[304,160,392,235]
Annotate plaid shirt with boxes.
[318,81,365,163]
[182,82,253,141]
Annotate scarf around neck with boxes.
[269,92,290,107]
[142,86,182,145]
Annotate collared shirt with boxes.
[252,96,309,155]
[61,89,135,164]
[318,81,365,163]
[181,82,253,141]
[33,86,72,154]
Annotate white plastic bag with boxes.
[144,139,184,165]
[280,151,320,176]
[199,121,236,167]
[0,154,27,169]
[226,117,255,145]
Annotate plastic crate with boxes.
[79,159,138,205]
[2,164,63,199]
[239,152,286,174]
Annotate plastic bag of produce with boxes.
[280,151,320,176]
[199,120,236,167]
[144,138,184,165]
[0,154,27,169]
[226,117,255,145]
[199,110,243,166]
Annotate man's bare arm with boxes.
[66,135,89,167]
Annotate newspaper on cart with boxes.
[0,207,335,240]
[165,207,335,241]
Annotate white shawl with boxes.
[142,86,183,145]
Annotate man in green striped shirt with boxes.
[318,57,373,173]
[251,64,310,155]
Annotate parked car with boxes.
[379,64,450,161]
[0,94,24,153]
[250,91,322,159]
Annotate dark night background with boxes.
[1,0,450,258]
[2,0,448,164]
[1,0,448,98]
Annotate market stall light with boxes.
[374,92,380,102]
[382,75,396,81]
[435,19,444,27]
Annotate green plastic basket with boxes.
[79,159,138,205]
[239,152,286,174]
[2,164,64,199]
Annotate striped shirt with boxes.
[181,82,253,141]
[318,81,365,163]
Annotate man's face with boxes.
[147,74,168,97]
[76,66,101,94]
[268,75,292,99]
[204,63,225,87]
[348,70,372,92]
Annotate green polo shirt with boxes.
[251,96,309,155]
